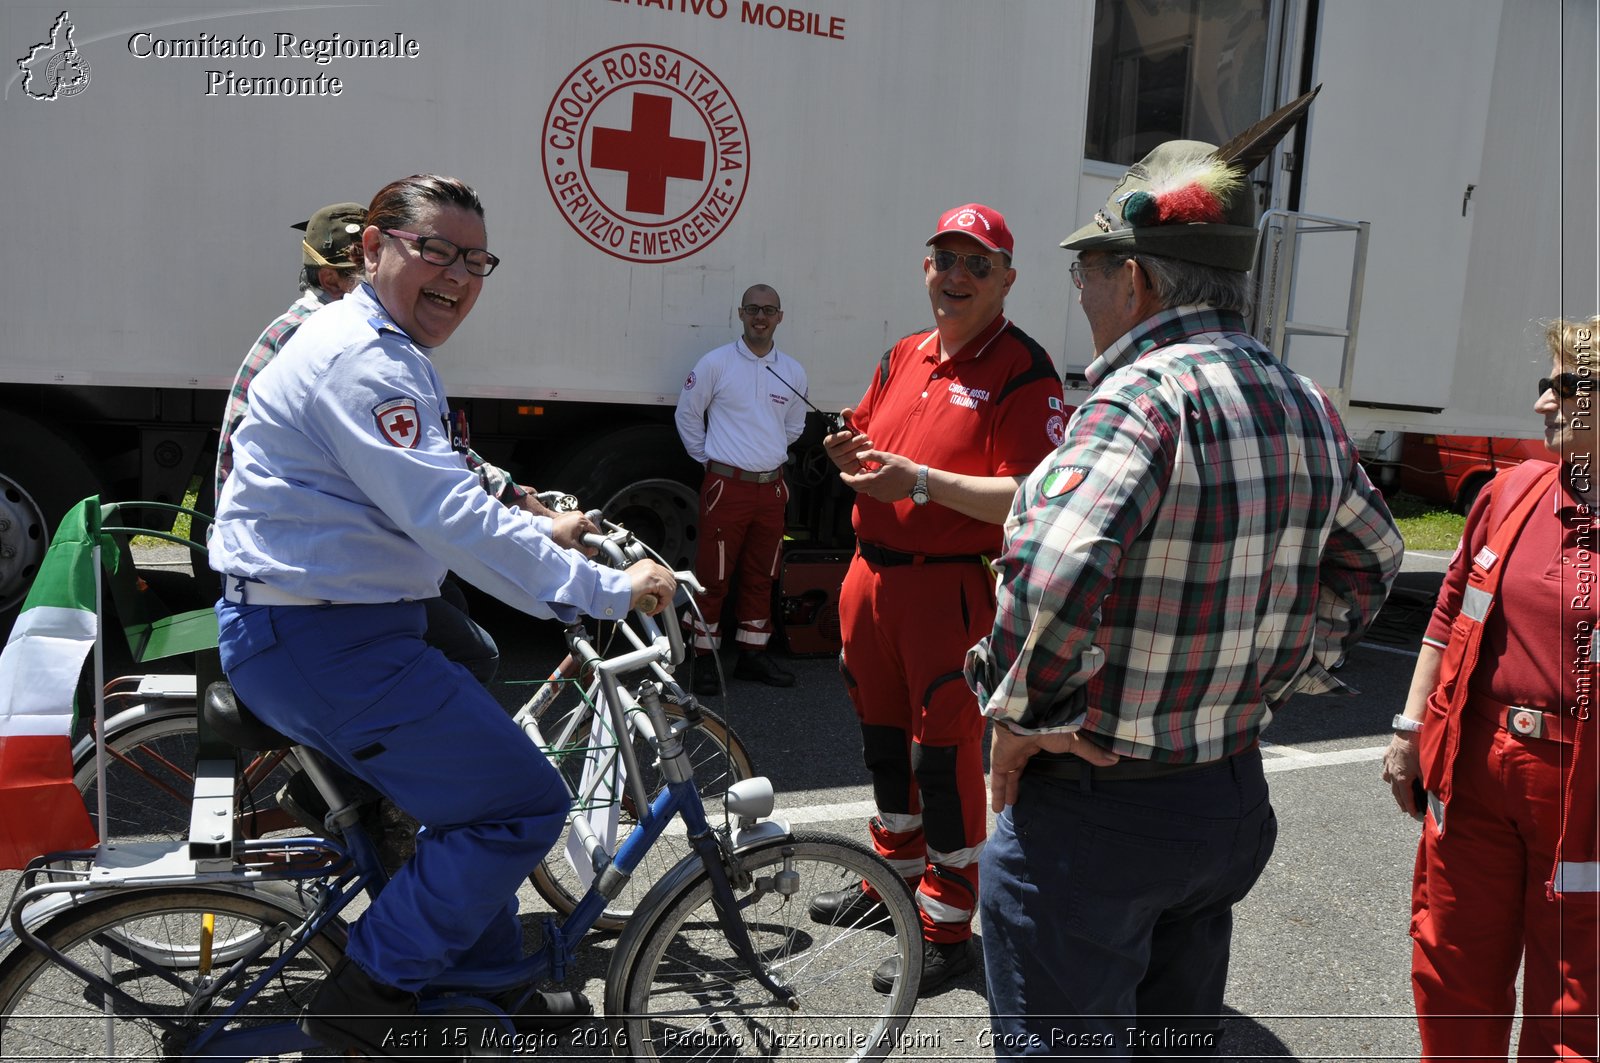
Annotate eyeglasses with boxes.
[741,304,782,317]
[383,229,500,277]
[931,249,1001,279]
[1069,259,1124,289]
[1538,373,1595,399]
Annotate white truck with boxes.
[2,0,1595,635]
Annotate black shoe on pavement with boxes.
[692,662,721,697]
[733,651,795,688]
[871,938,976,996]
[301,956,435,1058]
[495,986,593,1032]
[807,882,891,930]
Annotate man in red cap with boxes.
[810,203,1068,996]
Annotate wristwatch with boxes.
[1391,713,1424,734]
[910,465,930,506]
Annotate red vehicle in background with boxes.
[1397,433,1553,513]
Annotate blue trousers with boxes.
[980,747,1276,1059]
[427,578,499,685]
[216,599,567,991]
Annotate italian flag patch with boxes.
[1041,466,1088,498]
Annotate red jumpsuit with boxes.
[1415,458,1599,1061]
[841,314,1065,943]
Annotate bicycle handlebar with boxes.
[577,519,691,666]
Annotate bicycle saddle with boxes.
[203,681,297,751]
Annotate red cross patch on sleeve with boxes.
[374,398,421,448]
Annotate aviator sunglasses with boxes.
[931,248,1001,279]
[1538,373,1595,399]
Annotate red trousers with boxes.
[838,553,994,943]
[1412,706,1599,1061]
[689,470,787,654]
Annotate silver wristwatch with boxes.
[910,465,930,506]
[1391,713,1424,734]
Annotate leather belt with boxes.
[1025,752,1221,782]
[857,541,985,568]
[706,460,782,484]
[222,577,335,607]
[1468,695,1583,745]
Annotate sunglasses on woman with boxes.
[1537,373,1595,399]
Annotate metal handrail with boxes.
[1253,208,1371,400]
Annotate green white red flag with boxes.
[0,498,102,868]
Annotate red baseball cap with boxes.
[926,203,1014,257]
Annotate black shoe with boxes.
[495,986,593,1032]
[733,651,795,688]
[692,662,721,697]
[871,938,976,996]
[301,956,436,1058]
[807,882,892,930]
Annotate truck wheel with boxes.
[550,425,701,571]
[1456,473,1491,515]
[0,412,104,638]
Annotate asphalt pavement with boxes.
[475,547,1456,1060]
[0,546,1455,1060]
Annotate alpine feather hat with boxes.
[1060,85,1321,272]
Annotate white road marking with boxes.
[773,746,1390,825]
[1261,744,1387,773]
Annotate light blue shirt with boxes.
[209,284,633,622]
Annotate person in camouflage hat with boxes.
[967,87,1406,1056]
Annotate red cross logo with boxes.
[591,93,706,216]
[543,46,749,264]
[374,398,421,449]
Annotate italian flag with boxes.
[0,498,102,868]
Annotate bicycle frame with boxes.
[3,537,794,1060]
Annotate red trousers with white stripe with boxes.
[1411,707,1598,1061]
[838,553,994,944]
[689,470,787,655]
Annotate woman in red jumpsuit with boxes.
[1383,315,1600,1061]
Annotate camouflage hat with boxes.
[293,202,365,269]
[1061,86,1320,273]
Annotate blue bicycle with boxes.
[0,522,922,1060]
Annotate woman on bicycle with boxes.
[208,173,676,1058]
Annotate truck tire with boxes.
[0,412,104,638]
[1456,472,1491,515]
[549,425,701,571]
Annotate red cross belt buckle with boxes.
[1506,707,1545,739]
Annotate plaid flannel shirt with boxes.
[966,305,1403,763]
[215,290,333,502]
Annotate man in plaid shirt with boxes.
[214,202,367,505]
[966,97,1404,1056]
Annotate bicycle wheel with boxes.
[0,886,344,1060]
[73,704,301,843]
[530,698,755,931]
[608,831,922,1061]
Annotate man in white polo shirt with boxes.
[675,284,807,696]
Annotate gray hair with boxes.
[1104,252,1255,315]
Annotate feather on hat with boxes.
[1061,85,1322,272]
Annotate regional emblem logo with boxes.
[17,11,91,101]
[542,45,749,263]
